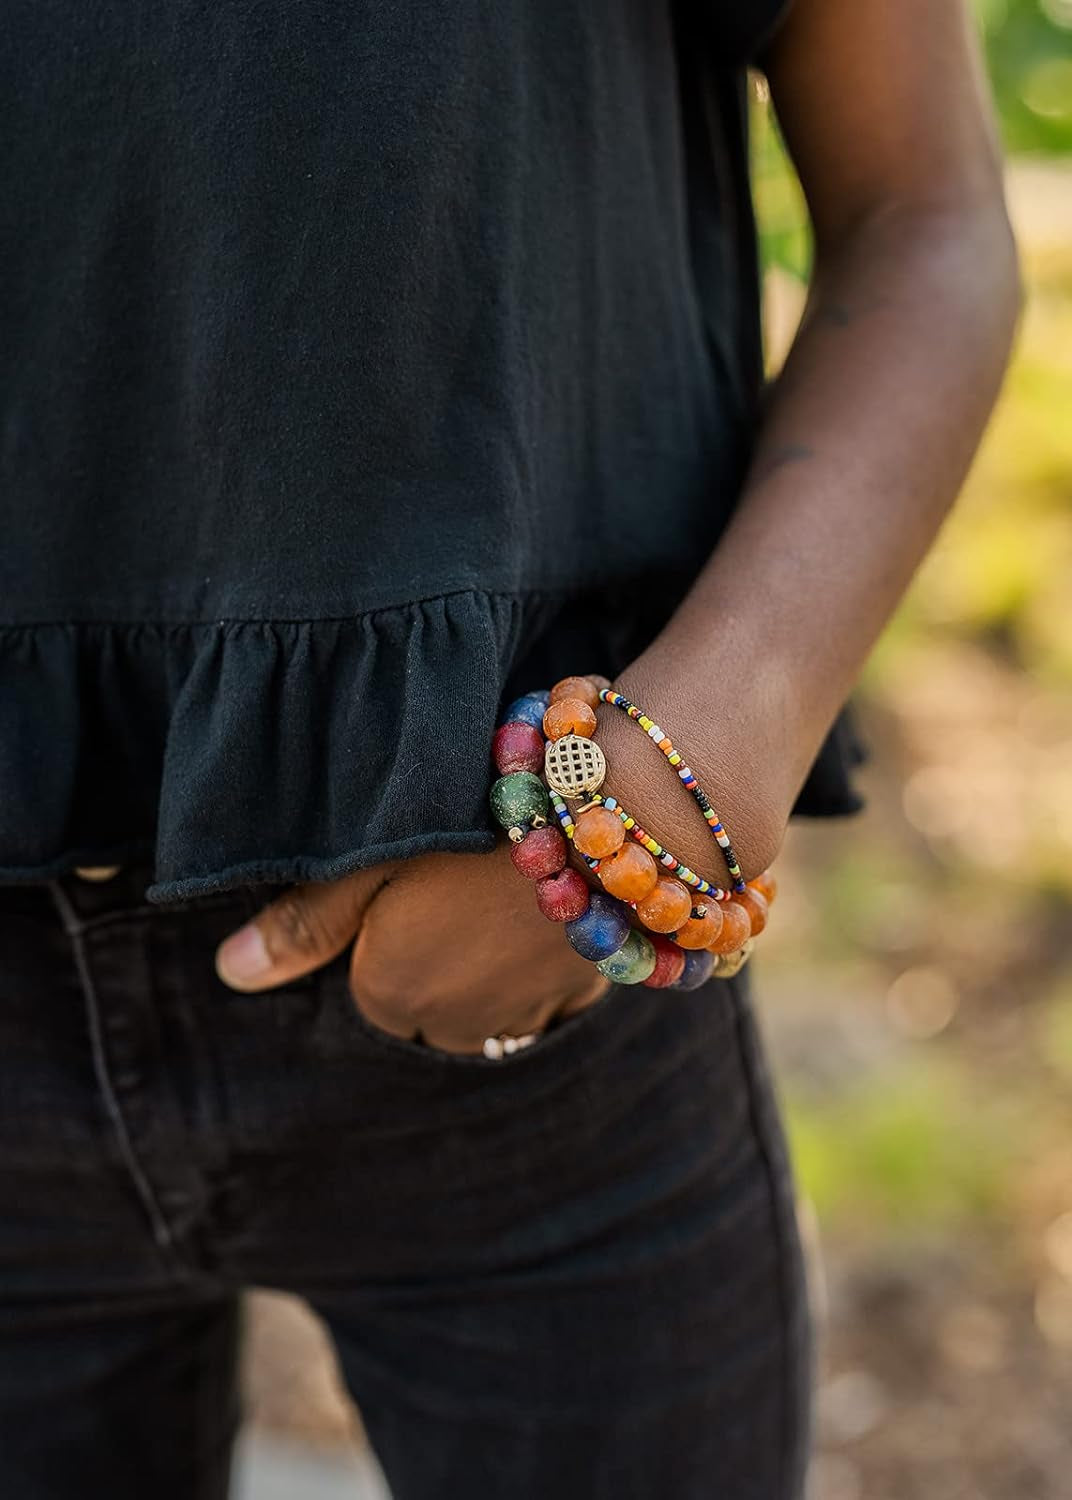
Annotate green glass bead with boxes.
[596,929,657,986]
[489,772,550,831]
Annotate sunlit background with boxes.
[757,3,1072,1495]
[235,6,1072,1496]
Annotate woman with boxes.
[0,1,1017,1496]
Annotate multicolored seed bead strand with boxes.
[597,688,746,894]
[587,793,733,901]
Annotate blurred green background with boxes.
[753,4,1072,1495]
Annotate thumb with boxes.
[215,866,393,992]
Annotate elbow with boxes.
[816,184,1023,350]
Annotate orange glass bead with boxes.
[543,698,598,740]
[748,869,777,905]
[705,900,751,953]
[573,806,626,859]
[634,876,693,934]
[673,902,724,950]
[550,676,601,712]
[598,843,659,903]
[733,888,768,937]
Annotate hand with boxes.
[215,841,609,1053]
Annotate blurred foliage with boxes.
[977,0,1072,154]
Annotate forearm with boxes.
[633,198,1020,805]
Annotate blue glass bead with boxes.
[674,949,716,991]
[489,772,550,831]
[596,929,657,985]
[500,692,550,731]
[565,892,631,962]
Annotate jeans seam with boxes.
[48,880,178,1257]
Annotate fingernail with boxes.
[216,923,272,986]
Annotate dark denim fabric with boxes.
[0,869,810,1499]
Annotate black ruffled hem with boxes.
[0,586,865,902]
[0,591,533,901]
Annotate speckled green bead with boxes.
[596,929,657,986]
[489,771,550,831]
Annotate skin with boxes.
[216,0,1021,1051]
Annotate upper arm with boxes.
[761,0,1008,250]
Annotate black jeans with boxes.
[0,869,810,1499]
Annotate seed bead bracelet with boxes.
[597,688,747,894]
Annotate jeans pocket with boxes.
[321,958,619,1075]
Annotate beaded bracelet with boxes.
[488,678,775,990]
[597,688,746,894]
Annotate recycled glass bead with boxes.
[565,892,631,961]
[535,868,591,923]
[748,870,777,905]
[596,929,657,985]
[706,900,751,954]
[598,842,659,903]
[510,825,567,880]
[501,692,550,731]
[490,772,550,831]
[573,806,625,859]
[674,949,715,991]
[543,698,598,740]
[550,675,601,711]
[492,721,545,776]
[642,936,687,989]
[732,888,769,937]
[634,876,693,934]
[715,940,754,980]
[673,901,725,950]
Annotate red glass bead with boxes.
[492,721,545,776]
[706,900,752,953]
[748,869,777,905]
[543,698,598,740]
[674,902,725,950]
[535,868,591,923]
[510,825,567,881]
[634,876,693,934]
[573,807,625,859]
[550,676,601,711]
[598,842,659,902]
[642,936,687,989]
[732,888,769,937]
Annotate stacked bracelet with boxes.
[488,676,776,990]
[597,688,746,893]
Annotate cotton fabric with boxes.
[0,0,857,899]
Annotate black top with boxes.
[0,0,860,902]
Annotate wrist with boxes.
[591,656,792,885]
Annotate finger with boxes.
[556,975,612,1018]
[216,867,392,992]
[391,992,547,1054]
